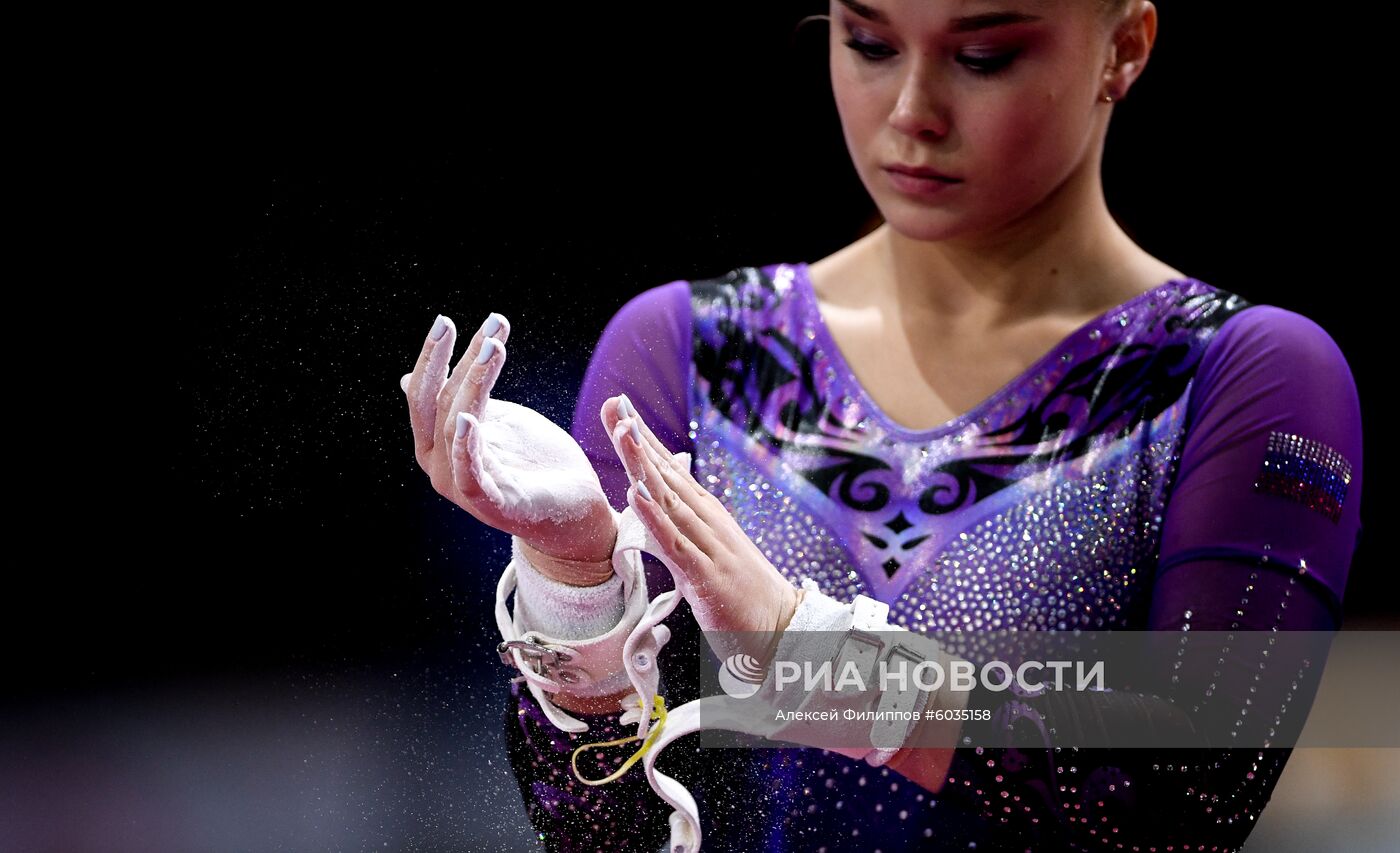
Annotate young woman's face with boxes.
[830,0,1119,242]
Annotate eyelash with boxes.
[841,37,1020,77]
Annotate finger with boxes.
[450,411,485,500]
[598,394,630,440]
[617,393,711,501]
[630,420,739,549]
[617,403,748,562]
[460,335,508,421]
[407,314,458,458]
[440,313,509,446]
[443,335,508,450]
[443,312,511,415]
[606,413,659,494]
[626,480,711,592]
[614,418,725,558]
[600,395,647,487]
[602,393,717,517]
[451,411,506,508]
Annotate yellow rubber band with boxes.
[570,695,668,786]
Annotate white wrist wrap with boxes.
[495,506,653,733]
[512,542,625,641]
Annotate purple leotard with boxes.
[504,261,1363,852]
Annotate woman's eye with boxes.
[842,36,895,62]
[957,51,1020,76]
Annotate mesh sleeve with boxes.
[1157,305,1361,612]
[572,280,695,512]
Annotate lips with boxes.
[884,167,962,198]
[885,164,961,182]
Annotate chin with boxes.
[875,203,974,243]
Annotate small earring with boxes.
[1100,92,1116,103]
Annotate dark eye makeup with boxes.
[840,27,1021,76]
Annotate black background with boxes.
[7,2,1389,850]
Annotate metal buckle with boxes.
[829,626,884,690]
[497,637,575,678]
[883,641,927,678]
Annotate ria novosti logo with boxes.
[717,653,767,698]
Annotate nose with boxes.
[888,55,950,140]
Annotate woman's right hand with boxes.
[400,313,618,582]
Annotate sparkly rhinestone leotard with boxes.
[504,261,1363,852]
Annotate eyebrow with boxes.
[834,0,1044,32]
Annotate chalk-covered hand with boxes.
[400,314,617,581]
[601,393,804,667]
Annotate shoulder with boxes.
[595,262,808,354]
[1184,297,1361,456]
[688,262,809,331]
[1198,301,1355,385]
[588,278,695,362]
[606,278,692,331]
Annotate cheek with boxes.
[839,100,883,145]
[831,59,890,138]
[971,89,1080,179]
[830,69,864,132]
[833,84,894,171]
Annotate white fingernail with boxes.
[400,373,411,392]
[430,315,448,341]
[629,418,642,445]
[460,412,477,439]
[475,337,499,364]
[636,480,653,501]
[483,312,503,337]
[619,394,634,417]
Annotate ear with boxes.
[1101,1,1157,102]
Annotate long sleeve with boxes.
[937,305,1364,850]
[571,279,695,516]
[503,279,697,852]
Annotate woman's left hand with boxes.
[601,393,804,668]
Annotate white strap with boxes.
[615,503,682,741]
